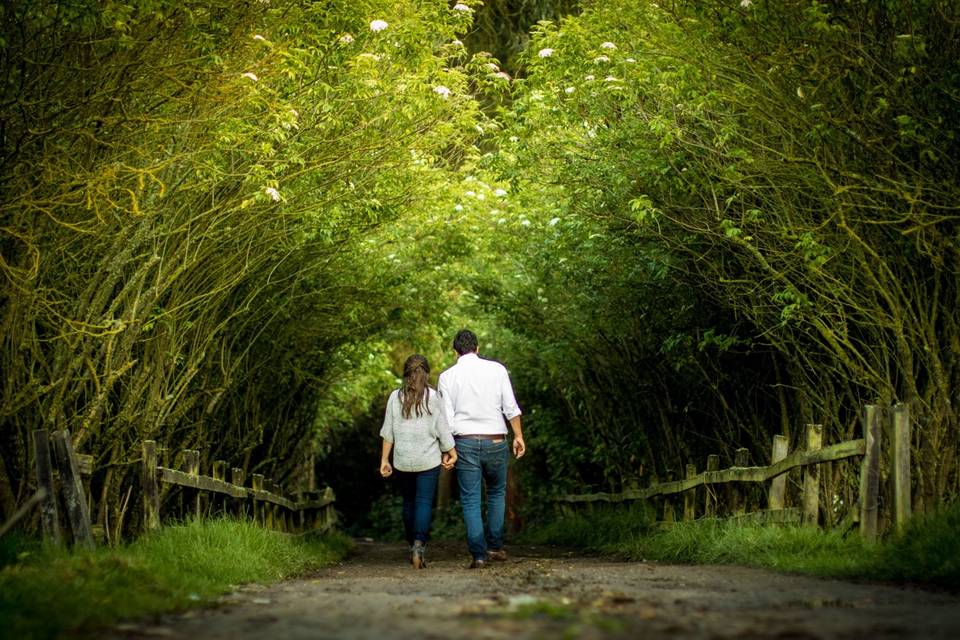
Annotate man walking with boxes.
[438,329,525,569]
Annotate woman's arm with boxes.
[380,439,393,477]
[379,391,396,477]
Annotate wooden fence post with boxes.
[704,454,719,518]
[252,474,264,525]
[142,440,160,532]
[50,430,94,549]
[683,463,696,521]
[802,424,823,526]
[231,468,246,518]
[891,403,911,531]
[768,435,789,510]
[266,480,277,529]
[182,450,200,519]
[733,448,750,516]
[323,486,336,530]
[662,473,675,523]
[32,430,62,546]
[859,405,881,542]
[212,461,226,517]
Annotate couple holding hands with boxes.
[379,329,525,569]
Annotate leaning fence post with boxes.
[891,403,911,531]
[33,430,62,546]
[683,464,697,521]
[859,405,881,542]
[802,424,823,526]
[768,435,789,510]
[142,440,160,532]
[50,430,94,549]
[704,454,719,518]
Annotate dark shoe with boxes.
[469,558,486,569]
[487,549,508,562]
[412,541,426,569]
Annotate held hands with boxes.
[513,436,526,459]
[379,460,393,478]
[441,449,458,470]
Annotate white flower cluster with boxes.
[452,3,472,11]
[369,19,388,32]
[242,72,258,82]
[433,85,452,98]
[339,33,354,44]
[538,48,554,58]
[264,187,281,202]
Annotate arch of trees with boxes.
[1,0,957,535]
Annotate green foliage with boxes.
[523,501,960,587]
[449,0,960,505]
[625,522,872,579]
[0,0,493,528]
[519,503,656,549]
[0,519,351,640]
[874,500,960,589]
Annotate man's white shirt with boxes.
[437,353,521,436]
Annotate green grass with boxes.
[0,518,352,640]
[522,500,960,588]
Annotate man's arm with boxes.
[508,415,525,458]
[499,367,525,458]
[437,373,456,429]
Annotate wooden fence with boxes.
[27,430,336,548]
[555,404,911,541]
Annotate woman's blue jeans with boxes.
[397,465,440,545]
[455,437,509,560]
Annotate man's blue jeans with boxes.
[455,437,509,560]
[397,465,440,545]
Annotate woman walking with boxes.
[379,354,457,568]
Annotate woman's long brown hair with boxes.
[400,354,432,419]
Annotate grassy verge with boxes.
[521,500,960,588]
[0,518,352,640]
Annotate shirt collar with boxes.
[458,352,479,362]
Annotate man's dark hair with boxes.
[453,329,479,355]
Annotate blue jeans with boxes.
[455,437,509,560]
[397,465,440,545]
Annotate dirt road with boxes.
[114,540,960,639]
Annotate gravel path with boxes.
[112,540,960,639]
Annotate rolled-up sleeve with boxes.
[499,368,521,420]
[379,391,396,442]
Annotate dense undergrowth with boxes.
[521,501,960,590]
[0,519,351,640]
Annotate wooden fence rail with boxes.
[555,403,910,540]
[28,432,336,548]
